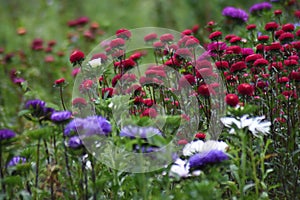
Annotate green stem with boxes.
[0,143,5,193]
[35,138,41,188]
[59,86,67,111]
[240,131,247,199]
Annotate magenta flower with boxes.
[249,2,272,14]
[222,6,249,22]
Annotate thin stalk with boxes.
[62,134,75,193]
[240,131,247,199]
[35,138,41,188]
[59,86,67,111]
[0,143,5,192]
[90,155,97,200]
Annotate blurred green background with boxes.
[0,0,263,49]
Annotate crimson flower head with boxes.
[274,9,282,16]
[265,22,279,31]
[160,33,174,43]
[209,31,222,41]
[70,50,85,66]
[54,78,65,86]
[225,94,239,107]
[246,24,256,30]
[141,108,158,118]
[237,83,254,96]
[144,33,158,43]
[282,23,295,32]
[195,132,206,140]
[116,28,131,40]
[110,38,125,49]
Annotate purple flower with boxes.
[25,99,47,118]
[51,111,72,123]
[134,145,159,153]
[242,48,254,56]
[64,118,85,136]
[249,2,272,14]
[0,129,16,141]
[120,125,162,139]
[64,116,112,137]
[68,136,83,148]
[222,6,249,22]
[83,116,112,136]
[207,42,227,56]
[7,156,26,167]
[189,150,228,168]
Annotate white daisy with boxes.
[88,58,102,68]
[182,140,204,156]
[169,158,190,178]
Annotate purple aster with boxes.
[242,48,254,56]
[249,2,272,14]
[83,116,112,136]
[0,129,16,141]
[120,125,162,139]
[222,6,249,22]
[207,42,227,56]
[68,136,83,148]
[189,150,228,168]
[25,99,47,118]
[7,156,26,167]
[51,111,72,123]
[64,118,85,136]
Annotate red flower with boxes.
[116,28,131,39]
[266,42,281,51]
[153,41,164,49]
[72,97,87,107]
[215,61,229,70]
[175,48,192,60]
[197,68,214,78]
[284,59,298,66]
[192,24,200,34]
[195,132,206,140]
[197,84,211,97]
[256,80,268,90]
[79,79,94,91]
[277,77,289,83]
[141,108,157,118]
[275,30,284,39]
[179,74,196,87]
[279,32,294,42]
[54,78,65,85]
[265,22,279,31]
[130,51,145,61]
[296,30,300,37]
[160,33,174,43]
[274,10,282,15]
[225,45,242,54]
[31,38,43,51]
[237,83,254,96]
[181,29,193,37]
[185,37,199,47]
[245,54,262,63]
[229,36,242,44]
[110,38,125,48]
[144,33,158,43]
[282,23,295,32]
[230,61,247,73]
[225,34,236,41]
[257,35,269,42]
[209,31,222,40]
[294,10,300,18]
[102,88,114,98]
[290,71,300,81]
[91,53,108,63]
[246,24,256,30]
[225,94,239,107]
[178,139,188,145]
[253,58,269,67]
[269,62,283,71]
[70,50,85,65]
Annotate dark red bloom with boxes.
[195,132,206,140]
[275,30,284,39]
[91,53,108,63]
[179,74,196,87]
[266,42,281,51]
[144,33,158,43]
[290,71,300,81]
[230,61,247,73]
[246,24,256,30]
[130,51,145,61]
[284,59,298,66]
[76,16,89,26]
[237,83,254,96]
[197,84,211,97]
[181,29,193,37]
[265,22,279,31]
[225,94,239,107]
[253,58,269,67]
[79,79,94,91]
[282,23,295,32]
[225,45,242,54]
[31,38,43,51]
[269,62,284,71]
[141,108,157,118]
[54,78,65,85]
[192,24,200,34]
[274,10,282,15]
[277,77,289,83]
[296,30,300,37]
[229,36,242,44]
[215,61,229,70]
[175,48,192,60]
[110,38,125,48]
[160,33,174,43]
[224,34,236,41]
[257,35,269,42]
[72,98,87,107]
[209,31,222,40]
[153,41,164,49]
[102,88,114,98]
[294,10,300,18]
[178,139,188,145]
[279,32,294,43]
[245,54,263,63]
[116,28,131,39]
[70,50,85,65]
[185,37,199,47]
